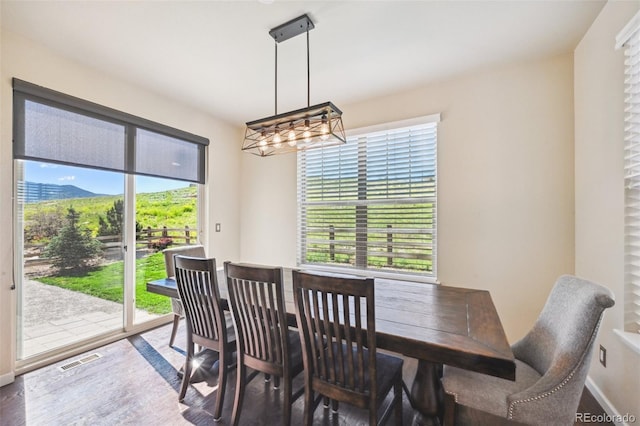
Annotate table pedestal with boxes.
[409,360,444,425]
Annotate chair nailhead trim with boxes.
[507,315,604,420]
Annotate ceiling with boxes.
[2,1,605,127]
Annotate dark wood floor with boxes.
[0,323,612,426]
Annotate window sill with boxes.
[613,329,640,355]
[297,263,439,285]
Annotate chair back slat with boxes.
[342,293,355,389]
[355,294,367,392]
[293,271,377,403]
[225,263,289,369]
[174,256,226,344]
[331,293,345,387]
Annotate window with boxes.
[297,115,438,279]
[619,12,640,334]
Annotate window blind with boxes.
[298,118,437,277]
[623,16,640,334]
[13,79,208,183]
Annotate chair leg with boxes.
[303,386,314,426]
[213,348,227,422]
[369,405,377,426]
[282,374,292,426]
[331,399,339,413]
[231,358,246,426]
[169,314,180,348]
[323,396,330,408]
[178,340,194,402]
[394,379,403,425]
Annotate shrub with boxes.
[24,206,65,243]
[45,207,102,271]
[151,237,173,251]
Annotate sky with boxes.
[23,161,189,195]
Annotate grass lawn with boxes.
[38,252,171,314]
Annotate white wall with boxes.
[240,52,576,342]
[575,0,640,419]
[0,30,242,384]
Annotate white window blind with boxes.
[297,117,437,277]
[622,13,640,334]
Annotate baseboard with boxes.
[585,376,630,426]
[0,371,15,387]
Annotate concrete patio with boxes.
[20,279,160,358]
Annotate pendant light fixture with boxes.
[242,14,346,157]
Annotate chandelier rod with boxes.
[275,42,278,115]
[307,24,310,108]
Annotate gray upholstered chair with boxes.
[442,274,615,426]
[162,244,206,347]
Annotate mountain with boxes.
[20,182,103,203]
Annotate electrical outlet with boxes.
[215,223,221,232]
[599,345,606,367]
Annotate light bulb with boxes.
[320,116,329,140]
[303,130,311,143]
[273,132,282,148]
[258,134,267,147]
[287,128,296,146]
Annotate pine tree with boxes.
[97,199,124,237]
[97,199,142,237]
[45,206,102,271]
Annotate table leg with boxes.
[409,360,444,425]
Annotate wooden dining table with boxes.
[147,267,515,424]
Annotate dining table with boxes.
[147,267,515,424]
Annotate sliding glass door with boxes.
[16,161,126,359]
[133,175,198,325]
[15,162,200,360]
[12,79,208,363]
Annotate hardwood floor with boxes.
[0,323,612,425]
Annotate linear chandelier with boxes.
[242,14,346,157]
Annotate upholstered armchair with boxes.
[442,275,615,426]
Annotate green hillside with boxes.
[24,186,197,242]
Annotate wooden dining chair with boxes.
[292,270,404,426]
[224,262,304,426]
[174,255,235,421]
[162,244,206,347]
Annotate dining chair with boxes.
[292,270,404,426]
[163,244,206,347]
[174,255,235,421]
[224,262,304,426]
[442,274,615,426]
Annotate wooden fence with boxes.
[323,224,431,266]
[24,226,194,265]
[137,226,194,249]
